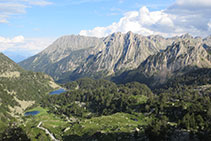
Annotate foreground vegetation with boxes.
[1,68,211,140]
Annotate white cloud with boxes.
[0,35,24,44]
[175,0,211,8]
[0,35,54,55]
[0,0,52,23]
[80,6,176,37]
[26,0,53,6]
[80,0,211,37]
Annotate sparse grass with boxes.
[65,112,151,136]
[23,106,68,140]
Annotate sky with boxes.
[0,0,211,61]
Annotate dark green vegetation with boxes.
[42,78,153,117]
[36,68,210,140]
[1,68,211,140]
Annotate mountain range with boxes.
[19,32,211,85]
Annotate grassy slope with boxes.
[65,112,151,136]
[22,106,152,140]
[23,107,68,140]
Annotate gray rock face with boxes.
[19,32,211,82]
[75,32,173,77]
[203,36,211,54]
[41,35,104,63]
[139,38,211,84]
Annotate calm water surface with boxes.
[49,88,66,95]
[24,111,40,116]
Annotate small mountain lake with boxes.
[49,88,66,95]
[24,111,40,116]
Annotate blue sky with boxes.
[0,0,211,61]
[0,0,174,38]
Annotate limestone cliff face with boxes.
[75,32,173,77]
[203,36,211,53]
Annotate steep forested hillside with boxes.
[0,53,59,139]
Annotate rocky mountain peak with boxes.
[180,33,193,39]
[40,35,104,63]
[126,31,134,37]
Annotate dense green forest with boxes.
[36,69,211,140]
[42,79,153,117]
[1,69,211,140]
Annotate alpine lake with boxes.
[24,88,66,116]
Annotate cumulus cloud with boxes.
[0,35,54,55]
[80,7,176,37]
[0,0,52,23]
[80,0,211,37]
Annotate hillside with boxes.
[0,53,59,124]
